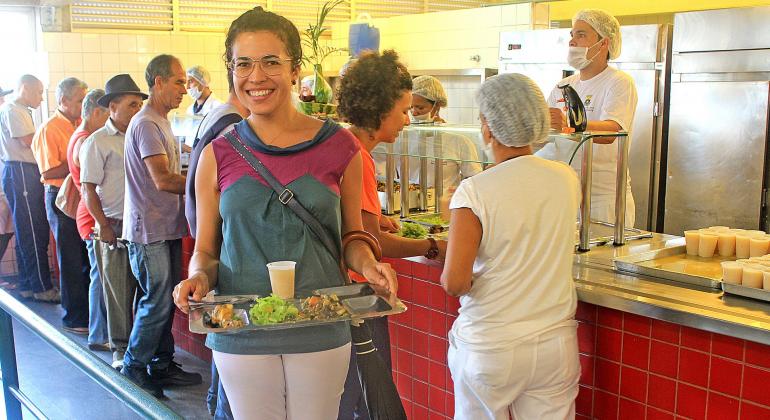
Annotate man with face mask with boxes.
[185,65,222,117]
[536,9,638,227]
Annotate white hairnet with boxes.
[412,75,448,108]
[186,65,211,87]
[573,9,622,60]
[476,73,549,147]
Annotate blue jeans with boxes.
[45,186,89,328]
[124,239,181,370]
[0,161,52,293]
[86,239,108,345]
[208,361,233,419]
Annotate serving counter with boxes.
[172,232,770,420]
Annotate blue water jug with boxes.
[348,13,380,57]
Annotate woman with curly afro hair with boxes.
[336,49,448,419]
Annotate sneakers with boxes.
[148,361,203,387]
[63,326,89,335]
[33,288,60,303]
[111,351,125,371]
[88,342,111,352]
[121,365,164,399]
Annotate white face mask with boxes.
[187,86,203,101]
[567,40,603,70]
[411,111,432,123]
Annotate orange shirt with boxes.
[32,110,79,188]
[350,135,382,283]
[354,137,382,217]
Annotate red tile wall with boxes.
[172,253,770,420]
[577,305,770,419]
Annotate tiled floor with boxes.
[0,292,213,419]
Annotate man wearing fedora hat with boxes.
[81,73,147,370]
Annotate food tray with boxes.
[189,284,407,334]
[722,282,770,302]
[403,214,449,234]
[613,245,729,289]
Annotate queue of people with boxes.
[0,4,634,419]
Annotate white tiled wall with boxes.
[435,75,482,125]
[329,3,547,125]
[41,31,231,116]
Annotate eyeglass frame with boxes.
[228,55,296,78]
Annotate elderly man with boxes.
[536,9,638,226]
[67,88,109,348]
[120,55,201,397]
[32,77,91,333]
[81,74,146,370]
[0,86,15,289]
[0,75,56,301]
[185,65,221,117]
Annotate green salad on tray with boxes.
[400,222,428,239]
[248,295,299,325]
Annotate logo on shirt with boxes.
[584,95,592,106]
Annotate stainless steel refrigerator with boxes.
[664,6,770,234]
[498,24,672,231]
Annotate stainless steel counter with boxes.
[406,231,770,345]
[574,233,770,345]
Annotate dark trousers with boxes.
[1,162,52,293]
[45,186,89,328]
[339,316,392,420]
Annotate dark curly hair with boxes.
[224,7,302,71]
[337,50,412,131]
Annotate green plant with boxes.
[301,0,347,69]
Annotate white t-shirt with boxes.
[373,131,484,193]
[404,131,483,191]
[0,99,37,163]
[186,93,222,117]
[449,155,580,352]
[536,66,637,222]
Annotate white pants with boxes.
[214,343,351,420]
[448,325,580,420]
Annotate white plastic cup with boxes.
[742,265,764,288]
[709,226,730,232]
[698,233,719,258]
[684,230,700,256]
[717,232,736,257]
[736,233,753,259]
[750,235,770,258]
[763,271,770,290]
[721,261,743,284]
[266,261,296,299]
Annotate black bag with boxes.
[184,113,243,238]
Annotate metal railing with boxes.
[0,288,183,420]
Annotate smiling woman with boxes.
[173,6,398,420]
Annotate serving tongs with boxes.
[186,296,254,310]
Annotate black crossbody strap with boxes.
[223,131,343,266]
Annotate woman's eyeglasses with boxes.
[228,56,293,78]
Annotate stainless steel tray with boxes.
[189,284,407,335]
[722,282,770,302]
[613,245,729,289]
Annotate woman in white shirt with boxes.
[441,73,581,420]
